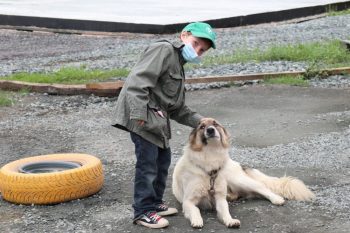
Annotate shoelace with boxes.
[148,212,161,222]
[157,204,167,211]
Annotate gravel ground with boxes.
[1,84,350,233]
[0,13,350,233]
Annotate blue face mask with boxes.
[181,43,201,64]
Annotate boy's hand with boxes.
[137,120,145,126]
[155,110,165,118]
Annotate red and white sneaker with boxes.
[156,203,178,216]
[134,211,169,229]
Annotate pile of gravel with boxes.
[309,75,350,88]
[1,14,349,92]
[0,14,349,78]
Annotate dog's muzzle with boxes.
[205,126,219,139]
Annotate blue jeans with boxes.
[130,132,171,219]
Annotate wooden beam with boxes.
[86,80,124,89]
[0,80,87,94]
[184,71,304,84]
[1,67,349,97]
[85,67,350,89]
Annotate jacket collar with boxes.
[155,39,186,65]
[165,40,186,65]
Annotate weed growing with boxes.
[264,75,308,86]
[1,67,130,84]
[200,40,350,68]
[0,91,13,107]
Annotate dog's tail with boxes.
[244,168,315,201]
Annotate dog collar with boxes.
[192,162,222,195]
[209,169,219,195]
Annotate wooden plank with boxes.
[0,80,88,95]
[86,81,124,89]
[326,67,350,75]
[1,67,349,97]
[83,67,350,95]
[84,70,307,89]
[184,71,304,84]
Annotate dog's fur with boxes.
[172,118,315,228]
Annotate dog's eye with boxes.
[199,125,205,129]
[213,121,218,127]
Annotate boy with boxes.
[113,22,216,228]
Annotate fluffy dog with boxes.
[172,118,315,228]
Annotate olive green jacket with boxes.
[112,40,203,148]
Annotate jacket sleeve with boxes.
[125,43,171,121]
[169,101,203,128]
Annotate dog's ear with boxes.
[189,127,203,151]
[220,126,230,148]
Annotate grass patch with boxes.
[1,67,130,84]
[327,8,350,16]
[0,91,13,107]
[264,75,308,86]
[200,40,350,67]
[18,87,31,95]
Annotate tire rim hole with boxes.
[18,161,82,174]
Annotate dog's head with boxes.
[189,118,230,151]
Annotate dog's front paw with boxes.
[223,218,241,228]
[271,195,285,205]
[190,216,204,228]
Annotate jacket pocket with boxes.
[144,106,169,138]
[162,72,182,97]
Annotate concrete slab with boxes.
[0,1,349,33]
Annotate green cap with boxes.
[182,22,216,49]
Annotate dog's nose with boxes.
[206,127,215,136]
